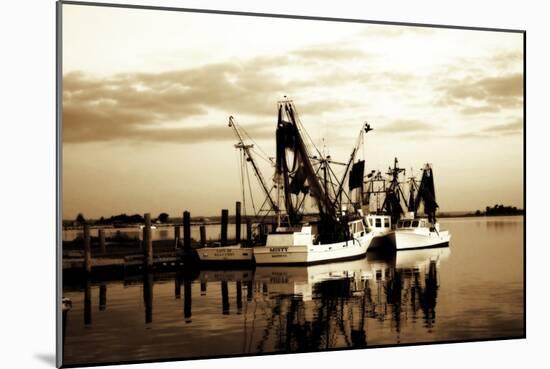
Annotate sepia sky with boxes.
[62,4,524,219]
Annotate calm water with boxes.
[62,216,524,365]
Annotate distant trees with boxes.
[157,212,169,223]
[481,204,522,216]
[75,213,86,224]
[71,212,174,226]
[95,213,145,225]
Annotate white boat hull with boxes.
[253,234,372,265]
[388,230,450,250]
[197,245,254,263]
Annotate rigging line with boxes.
[244,159,257,216]
[238,149,247,215]
[250,148,273,165]
[330,166,354,206]
[293,106,324,159]
[240,124,272,163]
[295,160,325,211]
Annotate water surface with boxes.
[63,216,524,365]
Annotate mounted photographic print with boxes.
[57,1,525,367]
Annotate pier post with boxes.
[246,280,253,302]
[174,273,181,299]
[246,218,252,246]
[200,225,207,246]
[184,278,192,323]
[221,209,228,246]
[200,281,207,296]
[183,211,191,252]
[236,281,243,314]
[174,225,180,242]
[143,272,153,324]
[98,229,106,253]
[84,278,92,325]
[144,213,153,268]
[83,224,91,274]
[221,281,230,315]
[99,284,107,311]
[235,201,241,244]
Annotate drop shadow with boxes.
[34,353,56,366]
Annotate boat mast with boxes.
[276,100,338,226]
[414,163,439,223]
[381,157,407,223]
[228,116,279,215]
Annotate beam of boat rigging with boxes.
[228,116,279,213]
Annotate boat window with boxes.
[375,218,381,228]
[403,220,411,227]
[412,220,419,227]
[384,219,390,227]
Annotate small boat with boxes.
[253,218,373,265]
[197,244,254,264]
[388,218,450,250]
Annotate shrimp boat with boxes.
[252,100,374,265]
[388,164,451,250]
[389,219,450,250]
[362,159,406,251]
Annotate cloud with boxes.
[292,45,367,60]
[481,119,523,134]
[377,119,434,133]
[63,52,366,143]
[489,50,523,70]
[438,73,523,115]
[452,119,523,139]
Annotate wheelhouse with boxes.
[365,215,391,229]
[396,219,429,229]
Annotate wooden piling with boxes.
[143,272,153,324]
[236,281,243,314]
[183,211,191,251]
[184,278,192,323]
[143,213,153,268]
[246,218,252,246]
[99,284,107,311]
[174,274,181,299]
[235,201,241,244]
[221,281,230,315]
[199,225,207,246]
[83,224,91,273]
[98,229,106,253]
[84,279,92,325]
[174,225,180,241]
[246,280,253,302]
[221,209,228,246]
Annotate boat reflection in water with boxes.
[197,247,450,353]
[63,247,450,364]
